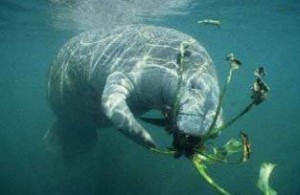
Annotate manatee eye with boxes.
[190,78,204,90]
[184,50,192,57]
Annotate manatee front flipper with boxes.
[101,72,156,149]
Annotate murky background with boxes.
[0,0,299,194]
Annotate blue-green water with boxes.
[1,0,300,194]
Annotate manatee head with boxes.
[174,60,222,138]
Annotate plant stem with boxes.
[150,148,175,156]
[210,101,255,137]
[207,68,234,138]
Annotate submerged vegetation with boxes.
[257,163,277,195]
[148,43,272,194]
[197,19,221,28]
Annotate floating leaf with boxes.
[240,132,251,162]
[223,139,243,154]
[197,19,221,27]
[254,67,266,78]
[226,53,242,71]
[251,68,270,105]
[192,156,230,195]
[203,133,251,164]
[208,139,242,163]
[257,163,277,195]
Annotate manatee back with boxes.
[48,25,218,120]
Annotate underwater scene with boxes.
[0,0,300,194]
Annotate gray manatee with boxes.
[45,25,222,157]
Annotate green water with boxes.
[0,0,299,194]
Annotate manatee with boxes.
[45,25,222,157]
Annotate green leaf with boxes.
[223,139,243,154]
[226,53,242,71]
[207,139,243,162]
[192,156,231,195]
[257,163,277,195]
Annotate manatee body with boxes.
[46,25,221,157]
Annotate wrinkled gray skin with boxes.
[47,25,222,153]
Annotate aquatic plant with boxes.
[147,45,270,194]
[197,19,221,28]
[257,163,277,195]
